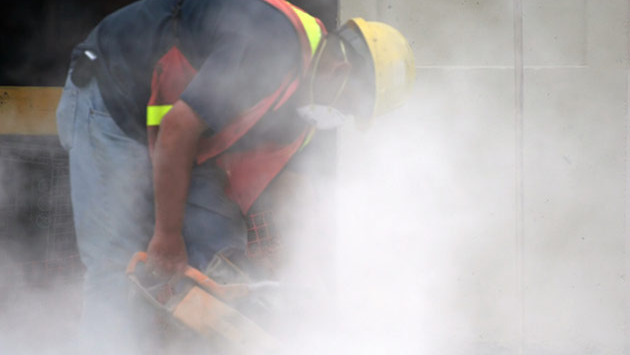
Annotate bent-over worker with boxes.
[56,0,415,351]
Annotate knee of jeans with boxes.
[183,208,246,258]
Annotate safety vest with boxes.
[146,0,326,214]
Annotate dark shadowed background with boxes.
[0,0,338,86]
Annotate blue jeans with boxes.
[56,72,246,352]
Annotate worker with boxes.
[56,0,414,352]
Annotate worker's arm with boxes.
[146,100,206,275]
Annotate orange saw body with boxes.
[126,252,280,354]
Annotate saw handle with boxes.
[127,251,249,302]
[126,250,148,274]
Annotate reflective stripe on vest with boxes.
[284,3,324,152]
[288,4,322,58]
[147,105,173,126]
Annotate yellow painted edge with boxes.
[0,86,62,135]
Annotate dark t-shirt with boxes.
[77,0,301,143]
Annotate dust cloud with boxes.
[2,1,628,354]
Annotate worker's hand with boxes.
[146,232,188,278]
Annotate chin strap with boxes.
[308,38,350,109]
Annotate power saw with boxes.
[126,251,280,354]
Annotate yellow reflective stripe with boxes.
[298,127,317,152]
[289,5,322,57]
[147,105,173,126]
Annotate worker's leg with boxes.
[183,161,247,271]
[57,73,155,354]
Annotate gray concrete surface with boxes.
[337,0,630,353]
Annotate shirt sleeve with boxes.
[180,21,300,133]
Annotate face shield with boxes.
[298,24,375,130]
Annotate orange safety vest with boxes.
[146,0,326,214]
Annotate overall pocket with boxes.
[88,107,128,143]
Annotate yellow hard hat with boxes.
[347,18,416,120]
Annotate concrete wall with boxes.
[336,1,629,353]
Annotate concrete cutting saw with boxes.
[126,251,280,354]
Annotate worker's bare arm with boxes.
[147,100,206,275]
